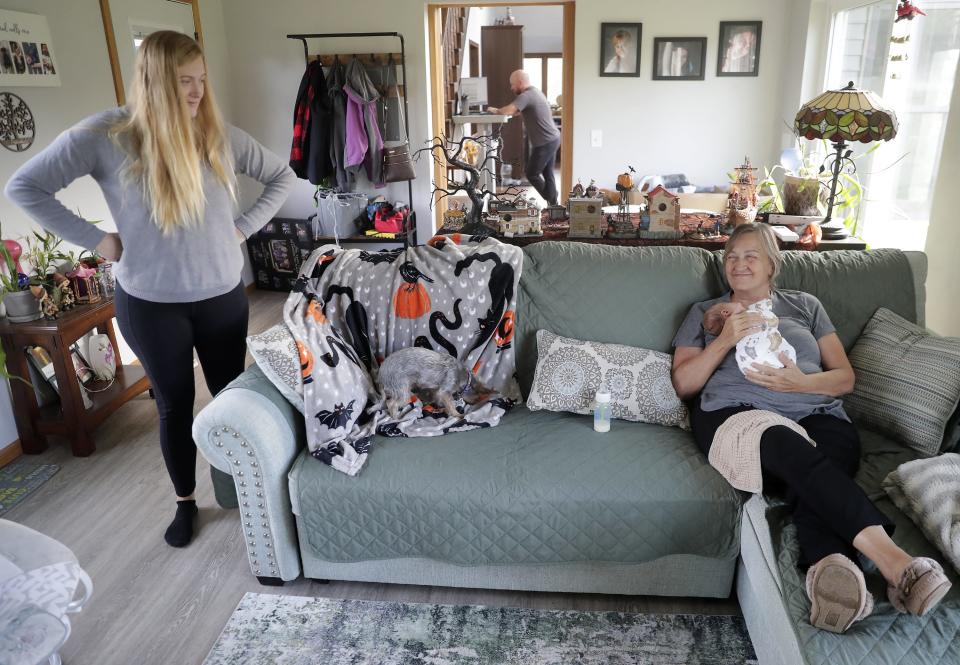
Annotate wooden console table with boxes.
[0,298,151,457]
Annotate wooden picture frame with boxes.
[652,37,707,81]
[717,21,762,77]
[599,23,641,77]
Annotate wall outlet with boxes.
[591,129,602,148]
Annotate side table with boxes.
[0,297,151,457]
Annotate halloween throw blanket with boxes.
[282,236,523,476]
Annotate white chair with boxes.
[0,519,92,665]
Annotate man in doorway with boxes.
[488,70,561,206]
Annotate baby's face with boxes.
[703,302,744,335]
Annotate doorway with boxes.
[427,2,575,231]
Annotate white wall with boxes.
[924,63,960,337]
[573,0,795,188]
[0,0,234,455]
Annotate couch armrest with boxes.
[193,364,305,582]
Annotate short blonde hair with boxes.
[724,223,781,286]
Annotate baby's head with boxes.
[703,302,744,336]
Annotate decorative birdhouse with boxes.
[646,185,681,232]
[67,264,102,304]
[567,197,605,238]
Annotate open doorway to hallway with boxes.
[427,2,574,230]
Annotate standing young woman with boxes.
[6,31,296,547]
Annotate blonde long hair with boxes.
[110,31,234,234]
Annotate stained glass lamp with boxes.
[794,81,898,238]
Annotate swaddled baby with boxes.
[703,299,797,375]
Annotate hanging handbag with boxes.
[382,56,416,183]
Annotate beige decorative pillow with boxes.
[526,329,688,428]
[844,307,960,457]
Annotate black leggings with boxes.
[690,398,894,567]
[115,281,249,497]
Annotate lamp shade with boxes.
[794,81,898,143]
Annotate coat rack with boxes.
[287,31,417,248]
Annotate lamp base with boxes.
[820,219,849,240]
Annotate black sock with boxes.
[164,500,198,547]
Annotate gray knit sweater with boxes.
[5,107,296,303]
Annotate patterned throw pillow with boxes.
[526,329,688,428]
[246,324,304,413]
[844,307,960,457]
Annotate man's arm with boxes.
[487,103,519,116]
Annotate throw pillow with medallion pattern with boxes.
[526,329,688,428]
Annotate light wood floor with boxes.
[8,289,740,665]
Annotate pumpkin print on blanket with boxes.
[394,261,434,319]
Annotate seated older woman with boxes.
[671,223,951,634]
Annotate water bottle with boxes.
[593,387,611,433]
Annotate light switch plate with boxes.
[591,130,602,148]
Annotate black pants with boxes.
[690,398,894,567]
[115,281,249,497]
[525,138,560,206]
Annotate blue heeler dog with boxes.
[379,347,494,419]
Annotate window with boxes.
[825,0,960,249]
[523,53,563,105]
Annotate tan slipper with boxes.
[805,553,873,633]
[887,557,952,616]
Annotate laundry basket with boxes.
[312,190,366,241]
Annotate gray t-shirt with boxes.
[672,289,850,422]
[513,87,560,147]
[5,107,296,303]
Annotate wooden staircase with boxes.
[441,7,469,140]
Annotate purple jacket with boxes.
[343,58,384,186]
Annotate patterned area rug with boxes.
[0,461,59,517]
[205,593,757,664]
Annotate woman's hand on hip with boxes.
[95,233,123,261]
[745,353,810,392]
[717,311,765,351]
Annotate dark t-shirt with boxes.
[672,289,849,422]
[513,87,560,147]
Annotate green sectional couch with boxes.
[195,242,958,664]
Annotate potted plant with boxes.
[758,139,870,237]
[0,242,42,323]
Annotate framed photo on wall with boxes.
[0,9,61,87]
[599,23,641,77]
[652,37,707,81]
[717,21,762,76]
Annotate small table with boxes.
[0,298,151,457]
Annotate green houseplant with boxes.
[758,139,873,237]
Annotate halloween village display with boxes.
[416,133,528,235]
